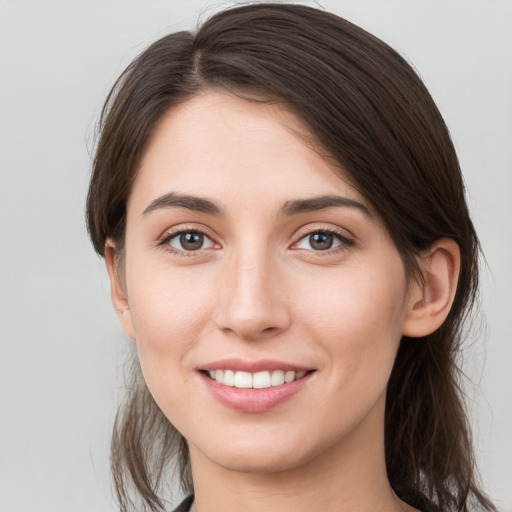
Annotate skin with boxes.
[107,91,460,512]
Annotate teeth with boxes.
[207,369,308,388]
[271,370,285,386]
[253,371,271,389]
[284,370,295,383]
[234,371,252,389]
[223,369,235,386]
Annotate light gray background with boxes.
[1,1,511,511]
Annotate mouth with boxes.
[197,361,316,412]
[202,369,312,389]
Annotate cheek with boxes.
[297,268,407,432]
[298,262,408,373]
[125,256,217,355]
[124,261,219,418]
[301,261,406,332]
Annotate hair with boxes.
[86,3,496,512]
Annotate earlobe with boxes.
[105,240,136,340]
[402,239,461,338]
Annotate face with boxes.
[115,91,418,476]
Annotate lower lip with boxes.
[199,372,313,413]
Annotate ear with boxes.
[402,238,461,338]
[105,240,136,340]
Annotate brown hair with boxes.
[87,4,495,511]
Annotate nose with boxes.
[213,246,291,341]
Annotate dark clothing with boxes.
[172,495,194,512]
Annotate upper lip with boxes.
[198,358,313,373]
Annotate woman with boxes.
[86,3,496,512]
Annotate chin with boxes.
[188,426,338,477]
[209,447,311,475]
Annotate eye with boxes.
[294,230,348,251]
[165,230,215,252]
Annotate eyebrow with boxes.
[142,192,224,216]
[278,194,371,217]
[142,192,370,218]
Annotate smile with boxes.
[199,362,315,412]
[207,369,308,389]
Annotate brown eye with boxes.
[309,232,334,250]
[295,230,347,251]
[167,231,214,252]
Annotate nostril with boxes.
[218,322,285,342]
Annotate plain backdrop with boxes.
[0,1,511,511]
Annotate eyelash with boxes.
[292,227,354,256]
[157,226,354,257]
[158,227,216,258]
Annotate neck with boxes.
[188,396,418,512]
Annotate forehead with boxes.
[129,90,367,214]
